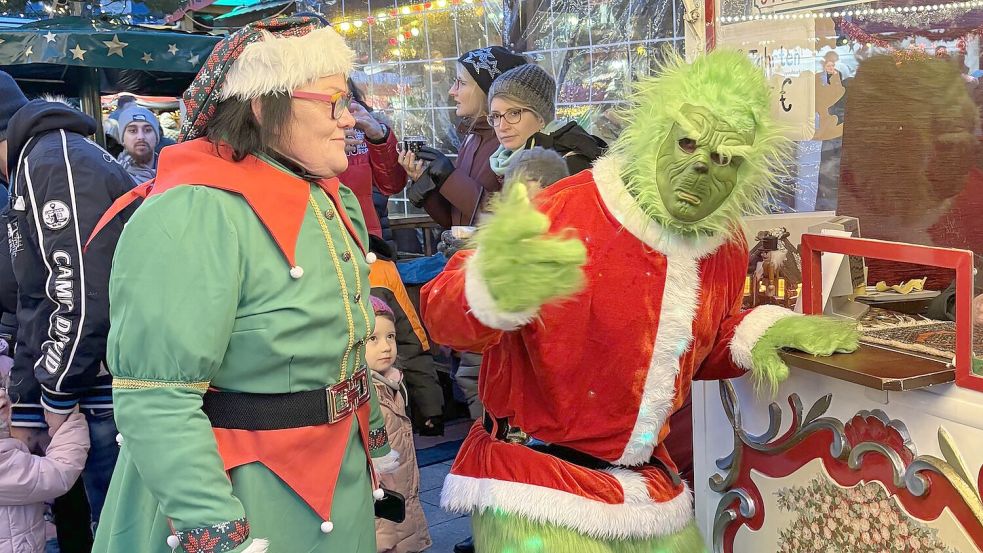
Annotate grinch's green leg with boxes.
[750,316,859,394]
[472,509,708,553]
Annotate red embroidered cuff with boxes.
[176,517,249,552]
[368,427,388,451]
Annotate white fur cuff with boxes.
[220,26,355,101]
[372,449,400,475]
[241,538,270,552]
[464,253,538,331]
[730,305,799,371]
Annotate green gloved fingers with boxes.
[750,315,860,394]
[474,181,588,314]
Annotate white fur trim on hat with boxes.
[220,26,355,101]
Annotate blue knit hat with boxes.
[0,71,28,142]
[117,105,161,142]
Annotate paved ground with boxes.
[416,418,472,551]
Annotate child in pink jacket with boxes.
[0,355,90,553]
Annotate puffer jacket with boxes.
[0,413,89,552]
[373,371,431,553]
[525,120,608,175]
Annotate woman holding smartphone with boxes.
[400,46,526,228]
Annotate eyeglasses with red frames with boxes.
[291,90,353,120]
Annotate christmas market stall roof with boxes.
[0,16,220,96]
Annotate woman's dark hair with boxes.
[205,94,294,161]
[347,77,372,112]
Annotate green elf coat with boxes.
[92,138,393,553]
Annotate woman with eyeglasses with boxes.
[400,46,527,228]
[487,64,607,182]
[92,18,399,553]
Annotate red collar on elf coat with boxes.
[86,138,365,266]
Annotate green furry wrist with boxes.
[750,316,859,394]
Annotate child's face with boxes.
[366,316,397,372]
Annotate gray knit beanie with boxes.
[504,147,570,187]
[488,64,556,123]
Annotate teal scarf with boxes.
[489,119,566,176]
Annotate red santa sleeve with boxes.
[365,129,408,196]
[697,243,800,381]
[421,250,537,353]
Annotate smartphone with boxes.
[402,136,427,154]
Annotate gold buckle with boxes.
[504,424,530,444]
[327,368,370,422]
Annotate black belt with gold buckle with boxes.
[482,413,683,485]
[203,368,371,431]
[482,413,615,471]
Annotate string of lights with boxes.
[719,0,983,24]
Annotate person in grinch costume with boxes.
[91,16,397,553]
[420,49,859,552]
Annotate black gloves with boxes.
[407,147,455,207]
[416,147,455,187]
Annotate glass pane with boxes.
[426,10,461,61]
[369,14,405,63]
[398,62,434,109]
[554,47,592,103]
[590,45,631,104]
[393,109,436,146]
[429,58,459,109]
[433,107,464,153]
[456,5,494,54]
[550,2,591,49]
[361,63,402,110]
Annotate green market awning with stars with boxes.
[0,17,219,73]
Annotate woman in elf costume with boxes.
[421,49,859,552]
[92,17,397,553]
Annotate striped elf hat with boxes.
[179,15,355,142]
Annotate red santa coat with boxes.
[420,154,796,540]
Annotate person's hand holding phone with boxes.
[397,142,426,181]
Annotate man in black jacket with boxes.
[0,71,136,539]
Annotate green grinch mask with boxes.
[656,104,754,224]
[611,49,791,238]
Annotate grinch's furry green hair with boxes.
[611,48,793,238]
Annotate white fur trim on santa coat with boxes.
[592,154,709,466]
[592,153,729,260]
[441,470,693,540]
[729,305,799,371]
[220,26,355,101]
[611,249,699,466]
[464,253,539,331]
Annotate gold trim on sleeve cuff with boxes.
[113,378,210,391]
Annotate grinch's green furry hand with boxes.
[473,182,587,314]
[750,316,860,393]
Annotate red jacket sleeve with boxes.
[366,130,407,195]
[697,241,798,381]
[420,251,508,353]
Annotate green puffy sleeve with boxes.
[107,187,250,546]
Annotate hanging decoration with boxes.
[838,18,891,49]
[857,2,974,28]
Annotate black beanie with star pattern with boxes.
[457,46,527,94]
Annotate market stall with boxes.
[693,1,983,550]
[0,15,218,142]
